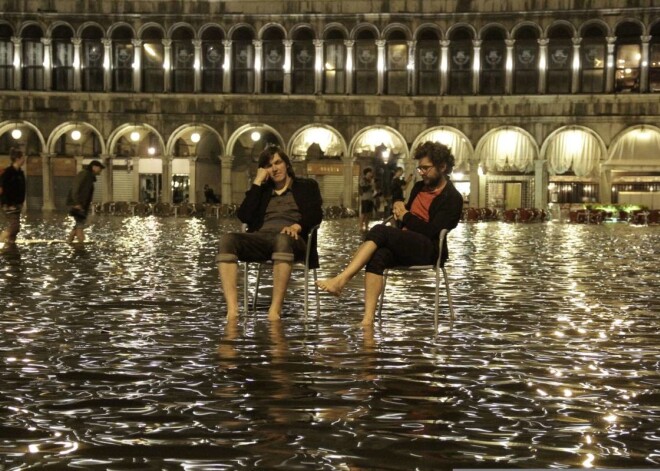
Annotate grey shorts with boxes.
[69,207,88,229]
[216,231,307,264]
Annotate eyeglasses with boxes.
[416,165,435,174]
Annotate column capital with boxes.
[162,39,172,47]
[505,39,516,47]
[131,39,143,47]
[72,38,82,46]
[102,38,112,47]
[283,39,293,47]
[313,39,324,47]
[252,39,262,47]
[440,39,450,48]
[641,35,651,44]
[472,39,482,48]
[192,39,202,47]
[537,38,550,47]
[222,39,232,47]
[606,36,617,45]
[344,40,355,47]
[375,39,386,47]
[11,36,21,46]
[41,38,52,46]
[571,37,582,46]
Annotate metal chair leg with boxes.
[304,266,309,321]
[252,264,263,311]
[434,268,440,335]
[243,262,249,316]
[313,269,320,319]
[442,267,455,324]
[377,271,389,321]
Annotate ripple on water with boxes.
[0,214,658,469]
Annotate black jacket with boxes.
[237,177,324,268]
[66,168,96,211]
[0,165,26,206]
[401,179,463,264]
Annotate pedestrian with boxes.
[358,167,375,231]
[0,148,27,245]
[66,160,105,243]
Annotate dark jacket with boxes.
[66,167,96,211]
[401,179,463,264]
[0,165,26,206]
[237,177,324,268]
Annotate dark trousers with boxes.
[1,206,21,241]
[364,224,437,275]
[216,231,307,264]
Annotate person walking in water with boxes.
[66,160,105,243]
[0,148,26,245]
[317,141,463,327]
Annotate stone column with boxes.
[222,39,232,93]
[407,40,415,95]
[344,40,354,95]
[283,39,292,94]
[132,157,141,202]
[252,39,262,94]
[313,39,323,94]
[538,38,549,94]
[534,159,549,209]
[162,39,171,93]
[11,37,21,90]
[571,37,581,94]
[101,154,112,203]
[41,153,56,211]
[188,157,197,203]
[640,35,651,93]
[41,38,52,91]
[72,38,82,91]
[599,167,612,204]
[505,39,515,94]
[605,36,616,93]
[440,39,450,96]
[469,161,480,208]
[161,156,172,203]
[131,39,142,93]
[220,155,234,204]
[341,156,355,209]
[102,38,112,92]
[472,39,481,95]
[376,39,386,95]
[193,39,202,92]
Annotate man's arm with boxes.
[401,189,463,239]
[297,179,323,236]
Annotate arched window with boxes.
[292,28,315,94]
[171,27,194,93]
[480,28,506,95]
[22,25,44,90]
[111,26,133,92]
[262,27,284,93]
[580,24,606,93]
[0,24,13,90]
[52,25,74,91]
[547,24,573,94]
[416,28,440,95]
[201,27,223,93]
[614,22,642,93]
[323,29,345,94]
[513,26,539,94]
[650,23,660,92]
[81,26,104,91]
[385,30,408,95]
[232,27,254,93]
[142,27,164,93]
[448,27,473,95]
[354,29,377,94]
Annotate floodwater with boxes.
[0,213,658,470]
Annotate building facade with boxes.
[1,0,659,211]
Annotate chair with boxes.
[242,224,321,321]
[377,228,456,333]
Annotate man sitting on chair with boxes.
[317,141,463,326]
[217,145,323,321]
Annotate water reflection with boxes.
[0,213,658,469]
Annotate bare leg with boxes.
[218,262,240,318]
[269,261,293,321]
[317,240,378,296]
[0,229,9,243]
[362,272,383,326]
[75,228,85,243]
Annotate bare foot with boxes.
[316,276,346,296]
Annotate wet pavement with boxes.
[0,213,658,470]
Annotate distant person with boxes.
[0,148,26,245]
[391,166,413,204]
[204,184,220,203]
[359,167,375,231]
[66,160,105,243]
[216,145,323,321]
[317,141,464,327]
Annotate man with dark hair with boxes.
[217,145,323,321]
[0,148,26,245]
[66,159,105,243]
[317,141,463,326]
